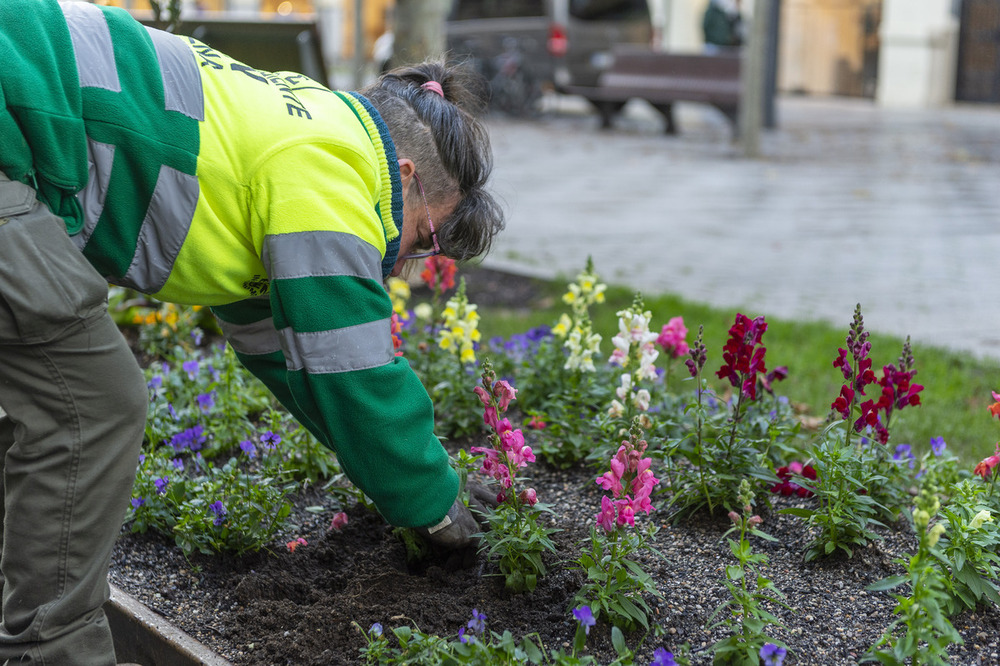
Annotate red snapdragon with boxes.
[390,312,404,356]
[990,390,1000,419]
[716,313,768,400]
[420,256,456,292]
[771,461,817,498]
[974,444,1000,479]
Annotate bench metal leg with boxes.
[651,104,677,135]
[715,104,740,141]
[590,101,626,129]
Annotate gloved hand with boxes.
[416,482,498,551]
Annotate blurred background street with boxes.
[481,93,1000,360]
[106,0,1000,360]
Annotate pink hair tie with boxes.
[420,80,444,98]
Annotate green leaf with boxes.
[778,507,814,518]
[611,626,626,654]
[866,575,908,592]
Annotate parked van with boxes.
[445,0,652,113]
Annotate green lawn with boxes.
[472,272,1000,466]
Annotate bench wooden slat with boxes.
[566,45,743,136]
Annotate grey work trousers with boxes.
[0,173,147,665]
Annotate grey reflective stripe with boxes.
[60,1,121,92]
[262,231,382,282]
[216,316,282,356]
[118,165,200,292]
[72,138,114,250]
[279,319,394,374]
[144,27,205,121]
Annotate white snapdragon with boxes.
[633,389,651,412]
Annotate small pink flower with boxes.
[495,418,513,436]
[493,380,518,411]
[728,511,741,524]
[286,537,308,552]
[631,478,656,515]
[526,415,547,429]
[482,405,500,430]
[519,488,537,506]
[473,385,491,407]
[609,348,627,366]
[499,427,525,454]
[595,496,616,532]
[596,457,625,496]
[615,499,635,527]
[329,512,349,531]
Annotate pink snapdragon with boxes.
[526,415,547,429]
[656,316,690,358]
[594,435,659,532]
[493,379,518,411]
[474,385,501,429]
[470,362,537,507]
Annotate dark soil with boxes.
[109,266,1000,665]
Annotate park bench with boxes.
[564,45,742,136]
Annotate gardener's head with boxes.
[362,60,504,275]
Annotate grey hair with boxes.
[360,61,505,261]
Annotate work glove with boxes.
[416,482,497,550]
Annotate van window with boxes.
[569,0,648,21]
[449,0,546,21]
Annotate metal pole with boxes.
[740,0,771,158]
[352,0,364,90]
[763,0,782,128]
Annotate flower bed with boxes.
[109,263,1000,665]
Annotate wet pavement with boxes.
[481,94,1000,361]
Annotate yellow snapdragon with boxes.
[969,509,993,530]
[438,292,480,365]
[386,277,412,320]
[561,257,607,316]
[565,318,602,372]
[552,313,573,339]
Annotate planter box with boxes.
[106,583,232,666]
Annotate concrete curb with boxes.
[106,583,233,666]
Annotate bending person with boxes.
[0,2,503,664]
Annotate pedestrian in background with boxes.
[0,1,503,663]
[703,0,744,52]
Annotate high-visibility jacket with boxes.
[0,0,457,529]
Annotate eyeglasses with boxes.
[399,173,441,261]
